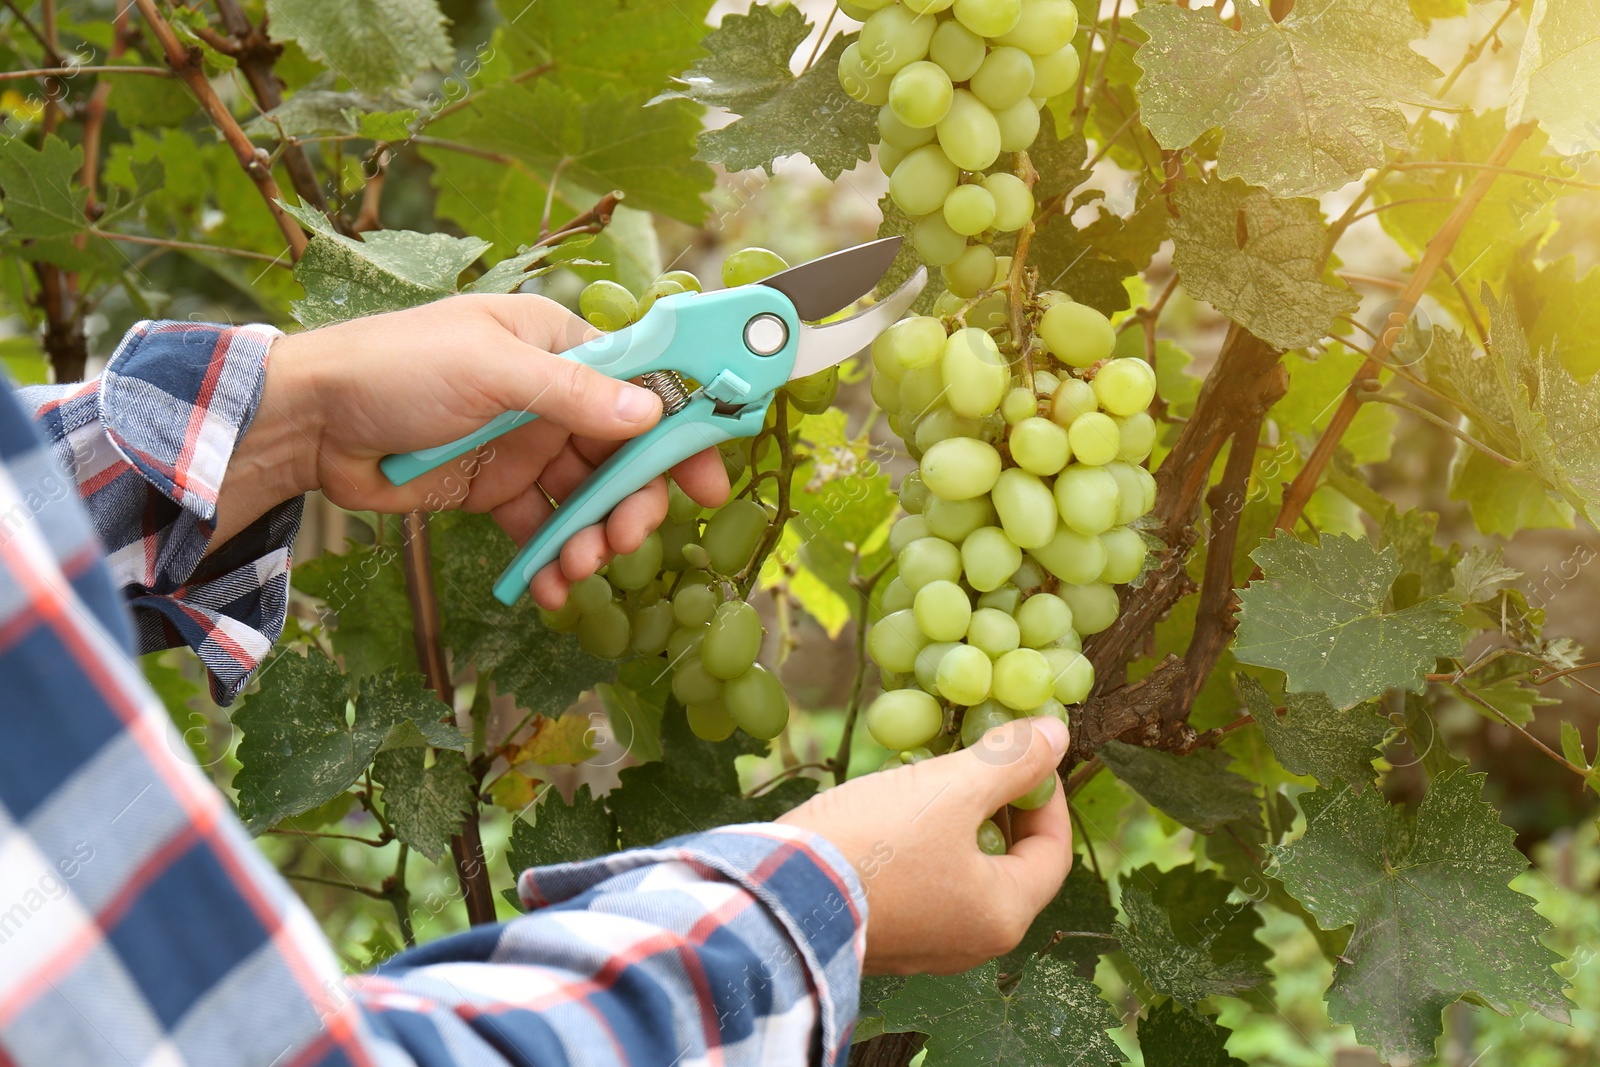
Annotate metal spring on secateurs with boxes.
[640,370,691,415]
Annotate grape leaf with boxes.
[1409,0,1467,19]
[1238,675,1388,789]
[508,783,617,873]
[1079,183,1170,276]
[432,80,711,223]
[1508,0,1600,155]
[493,0,713,97]
[1449,448,1576,537]
[1132,0,1439,197]
[374,746,474,861]
[1275,344,1395,464]
[1118,883,1269,1004]
[292,538,417,681]
[1097,741,1261,834]
[1234,532,1463,708]
[1138,1001,1246,1067]
[1029,119,1088,207]
[244,89,417,139]
[610,705,814,848]
[360,667,465,751]
[266,0,452,94]
[0,133,87,240]
[995,860,1119,979]
[1169,178,1358,350]
[1130,862,1272,974]
[880,956,1125,1067]
[874,193,945,314]
[674,11,876,181]
[510,713,599,766]
[1377,507,1457,603]
[1274,771,1570,1062]
[1515,255,1600,384]
[1027,212,1135,318]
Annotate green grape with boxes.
[1067,411,1120,466]
[878,141,907,175]
[667,481,703,523]
[681,543,712,571]
[1116,412,1157,463]
[914,405,983,452]
[1034,370,1061,396]
[1053,464,1120,536]
[924,494,995,541]
[889,60,954,128]
[889,514,930,557]
[607,531,663,591]
[995,0,1078,53]
[841,0,894,15]
[1012,556,1047,590]
[1040,301,1115,368]
[672,657,724,705]
[872,333,906,383]
[637,278,687,317]
[578,601,631,659]
[1048,376,1097,428]
[953,0,1022,37]
[971,46,1035,109]
[570,574,613,615]
[882,576,914,614]
[1056,629,1082,652]
[1098,526,1147,585]
[914,640,957,692]
[667,621,708,663]
[702,601,763,680]
[1036,288,1071,309]
[992,647,1054,710]
[936,89,1002,173]
[868,609,930,673]
[1010,416,1070,475]
[702,498,768,574]
[632,601,676,656]
[946,243,999,300]
[994,96,1041,153]
[931,290,967,317]
[861,4,937,75]
[1035,696,1068,725]
[865,688,943,751]
[579,280,637,331]
[540,598,581,633]
[977,583,1021,614]
[961,699,1012,747]
[897,536,963,592]
[1030,525,1108,585]
[991,468,1058,549]
[913,213,968,266]
[785,365,839,416]
[885,315,949,374]
[977,819,1007,856]
[1002,387,1038,425]
[1010,773,1057,810]
[1102,462,1148,526]
[899,472,930,515]
[1059,582,1119,635]
[1016,592,1073,648]
[879,103,936,148]
[983,172,1035,233]
[1093,357,1156,416]
[943,184,997,236]
[961,525,1022,591]
[929,18,985,82]
[914,578,972,642]
[942,326,1008,419]
[1045,646,1094,703]
[673,582,719,628]
[899,362,948,420]
[657,269,702,293]
[936,643,993,705]
[687,698,735,742]
[1029,43,1080,99]
[905,0,956,12]
[890,144,960,217]
[967,607,1021,657]
[721,247,790,288]
[725,664,789,739]
[920,436,1002,500]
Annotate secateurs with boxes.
[380,238,927,605]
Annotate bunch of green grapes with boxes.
[541,249,822,743]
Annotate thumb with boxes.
[496,340,665,440]
[953,715,1070,811]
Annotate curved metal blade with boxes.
[790,267,927,379]
[757,237,903,322]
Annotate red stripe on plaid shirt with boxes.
[164,328,232,507]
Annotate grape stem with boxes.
[1005,150,1040,383]
[1359,392,1522,468]
[829,556,892,785]
[1450,681,1590,780]
[736,398,797,598]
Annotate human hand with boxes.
[777,716,1072,975]
[216,294,729,606]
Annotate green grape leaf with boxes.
[266,0,452,94]
[1118,883,1270,1004]
[610,706,815,849]
[874,193,945,313]
[1169,178,1358,350]
[283,202,490,326]
[1508,0,1600,155]
[1400,692,1469,780]
[996,860,1119,979]
[292,538,416,681]
[1238,675,1388,789]
[1028,212,1135,318]
[432,80,711,224]
[1275,344,1395,464]
[597,659,670,766]
[1079,182,1170,276]
[1097,741,1261,833]
[244,89,417,140]
[508,783,617,875]
[1515,255,1600,384]
[1274,771,1570,1062]
[677,13,876,181]
[1138,1001,1246,1067]
[1029,119,1088,207]
[1131,862,1273,973]
[1450,447,1576,536]
[108,61,195,127]
[464,247,560,295]
[1132,0,1439,197]
[1234,532,1464,708]
[374,746,474,862]
[1450,546,1522,605]
[1559,719,1591,770]
[1377,507,1457,603]
[0,133,89,245]
[430,511,618,715]
[880,956,1125,1067]
[1409,0,1467,19]
[359,668,465,751]
[493,0,713,97]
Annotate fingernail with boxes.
[1034,716,1069,757]
[616,385,659,422]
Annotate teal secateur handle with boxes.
[379,285,800,486]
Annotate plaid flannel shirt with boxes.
[0,320,867,1067]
